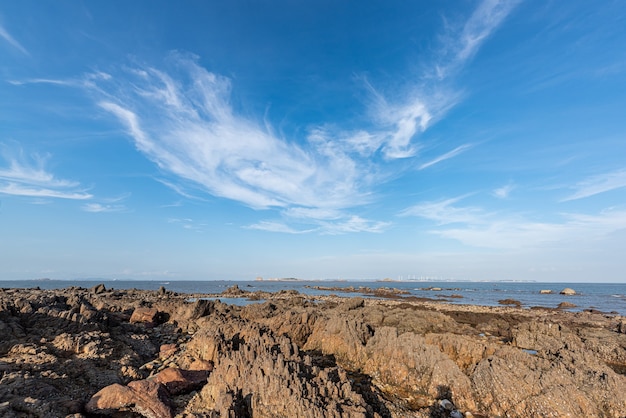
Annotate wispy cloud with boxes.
[0,23,29,55]
[0,143,92,200]
[80,0,519,233]
[248,215,389,235]
[81,193,130,212]
[400,195,484,225]
[81,203,128,213]
[419,144,473,170]
[247,221,315,234]
[95,57,371,214]
[361,0,520,159]
[493,182,515,198]
[168,217,207,231]
[561,168,626,201]
[433,209,626,249]
[402,195,626,249]
[318,215,390,235]
[7,78,72,86]
[433,0,522,80]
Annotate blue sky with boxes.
[1,1,625,282]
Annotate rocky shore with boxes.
[1,284,625,417]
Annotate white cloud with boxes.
[562,168,626,201]
[0,183,91,200]
[7,78,72,86]
[168,217,208,231]
[0,23,29,55]
[96,57,370,213]
[0,144,92,200]
[402,195,626,249]
[318,215,391,235]
[247,221,315,234]
[493,183,515,198]
[400,195,484,225]
[434,209,626,249]
[82,0,519,233]
[361,0,520,160]
[419,144,473,170]
[434,0,521,79]
[81,203,127,213]
[248,215,390,235]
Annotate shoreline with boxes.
[1,285,625,417]
[2,279,625,317]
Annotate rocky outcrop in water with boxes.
[0,285,625,417]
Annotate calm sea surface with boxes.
[1,280,625,316]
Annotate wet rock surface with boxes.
[0,285,625,417]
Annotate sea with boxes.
[1,279,625,316]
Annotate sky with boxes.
[1,1,626,282]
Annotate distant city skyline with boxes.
[1,1,625,282]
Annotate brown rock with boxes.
[498,298,522,307]
[154,367,209,395]
[86,380,172,418]
[85,383,133,413]
[159,343,177,360]
[222,284,246,296]
[130,307,162,326]
[188,359,214,371]
[90,283,107,294]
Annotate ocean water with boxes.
[1,279,625,316]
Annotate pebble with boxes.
[440,399,454,410]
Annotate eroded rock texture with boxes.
[0,286,625,417]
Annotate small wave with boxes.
[611,294,625,298]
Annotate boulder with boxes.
[130,307,162,326]
[539,289,552,294]
[560,288,576,295]
[155,367,210,395]
[86,380,172,418]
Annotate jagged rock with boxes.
[304,315,372,369]
[184,324,372,418]
[176,299,215,321]
[91,283,107,294]
[222,284,246,296]
[471,345,626,417]
[1,286,625,418]
[363,327,476,411]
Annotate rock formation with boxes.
[0,285,624,417]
